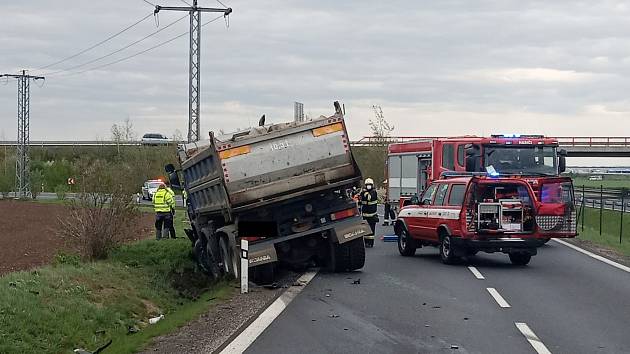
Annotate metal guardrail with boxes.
[574,185,628,243]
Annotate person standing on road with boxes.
[360,178,378,248]
[165,181,177,239]
[153,183,175,240]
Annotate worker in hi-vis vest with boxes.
[152,183,175,240]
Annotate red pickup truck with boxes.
[394,175,577,265]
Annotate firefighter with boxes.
[152,183,175,240]
[164,181,177,239]
[360,178,378,248]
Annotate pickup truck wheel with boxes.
[397,228,417,257]
[509,252,532,266]
[329,238,365,272]
[439,234,459,265]
[219,236,238,279]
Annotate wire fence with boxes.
[575,185,629,244]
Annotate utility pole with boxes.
[154,1,232,142]
[0,70,44,198]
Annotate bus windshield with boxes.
[483,145,557,176]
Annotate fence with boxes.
[575,186,629,244]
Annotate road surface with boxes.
[246,223,630,354]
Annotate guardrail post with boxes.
[621,189,625,244]
[240,239,248,294]
[599,184,604,236]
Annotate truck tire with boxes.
[251,263,275,285]
[329,238,365,272]
[194,239,220,280]
[439,233,459,265]
[509,252,532,266]
[218,235,238,279]
[397,227,417,257]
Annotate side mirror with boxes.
[164,164,182,190]
[559,156,567,174]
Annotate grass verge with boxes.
[0,207,230,354]
[578,207,630,257]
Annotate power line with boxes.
[44,14,189,76]
[36,12,154,70]
[59,14,225,77]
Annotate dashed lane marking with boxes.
[486,287,511,308]
[554,239,630,273]
[468,266,485,280]
[219,270,318,354]
[515,322,552,354]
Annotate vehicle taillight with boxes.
[219,145,251,159]
[330,208,357,221]
[312,123,343,137]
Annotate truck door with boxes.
[406,184,437,238]
[425,183,450,242]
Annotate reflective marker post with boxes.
[240,240,248,294]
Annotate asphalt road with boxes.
[247,223,630,354]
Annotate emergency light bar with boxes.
[491,134,545,139]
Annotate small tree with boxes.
[369,105,394,144]
[57,160,143,260]
[29,169,43,199]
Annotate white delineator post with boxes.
[240,239,248,294]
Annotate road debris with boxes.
[149,314,165,325]
[329,314,340,318]
[352,278,361,285]
[450,345,459,349]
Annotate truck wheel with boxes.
[219,236,238,279]
[509,252,532,266]
[194,239,220,280]
[439,234,459,265]
[251,263,275,285]
[329,238,365,272]
[397,228,417,257]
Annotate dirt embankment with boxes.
[0,200,153,275]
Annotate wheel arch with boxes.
[394,219,408,236]
[437,224,452,240]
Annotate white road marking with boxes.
[219,270,318,354]
[486,287,511,308]
[554,239,630,273]
[468,266,485,280]
[515,322,552,354]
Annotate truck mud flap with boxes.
[331,219,372,244]
[247,243,278,267]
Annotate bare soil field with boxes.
[0,200,153,275]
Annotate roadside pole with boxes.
[240,240,248,294]
[621,189,625,244]
[599,184,604,236]
[581,185,585,232]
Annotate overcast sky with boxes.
[1,0,630,165]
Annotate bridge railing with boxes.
[554,137,630,147]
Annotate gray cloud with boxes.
[1,0,630,166]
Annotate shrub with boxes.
[57,160,143,260]
[54,184,69,200]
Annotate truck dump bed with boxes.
[179,111,360,218]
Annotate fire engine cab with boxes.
[386,135,567,208]
[394,174,577,265]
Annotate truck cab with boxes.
[394,175,577,265]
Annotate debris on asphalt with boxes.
[424,325,430,327]
[149,314,165,325]
[450,345,459,349]
[432,306,441,309]
[325,294,331,297]
[352,278,361,285]
[329,314,340,318]
[127,326,139,335]
[263,283,280,289]
[463,317,469,321]
[311,319,317,322]
[343,328,349,331]
[422,302,427,306]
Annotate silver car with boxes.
[142,180,163,200]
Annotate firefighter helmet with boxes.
[364,178,374,185]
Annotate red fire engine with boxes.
[385,134,567,208]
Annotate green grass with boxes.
[578,206,630,257]
[0,207,231,354]
[572,176,630,189]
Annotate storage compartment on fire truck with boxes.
[471,183,533,233]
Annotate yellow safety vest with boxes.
[153,188,174,212]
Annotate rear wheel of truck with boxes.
[397,228,417,257]
[218,236,238,279]
[251,263,275,285]
[329,238,365,272]
[194,239,221,280]
[509,252,532,266]
[439,233,459,265]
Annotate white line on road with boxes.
[219,270,319,354]
[554,239,630,273]
[468,266,485,280]
[515,322,552,354]
[486,287,511,308]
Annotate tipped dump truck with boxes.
[166,102,368,282]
